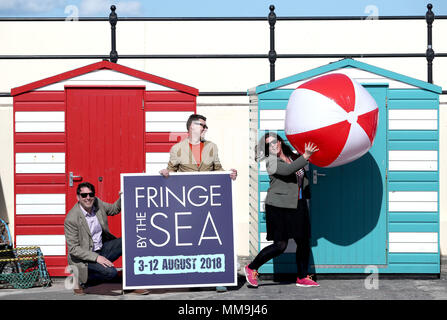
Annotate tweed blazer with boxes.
[264,155,310,209]
[166,138,224,172]
[64,197,121,285]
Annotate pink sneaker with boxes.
[244,265,258,287]
[296,275,320,287]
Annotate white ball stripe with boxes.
[329,122,371,167]
[285,88,347,135]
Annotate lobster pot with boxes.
[248,58,442,274]
[11,61,198,276]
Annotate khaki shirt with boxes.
[166,138,224,172]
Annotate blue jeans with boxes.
[87,238,122,286]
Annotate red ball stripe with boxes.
[299,73,356,113]
[287,120,351,167]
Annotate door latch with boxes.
[69,172,83,187]
[313,170,327,184]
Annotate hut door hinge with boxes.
[142,99,145,110]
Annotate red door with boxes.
[66,86,145,263]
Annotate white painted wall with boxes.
[0,97,14,229]
[440,95,447,257]
[1,18,447,257]
[197,98,250,256]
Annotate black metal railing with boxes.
[0,4,446,96]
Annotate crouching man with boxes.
[64,182,148,295]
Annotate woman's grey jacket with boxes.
[264,155,310,209]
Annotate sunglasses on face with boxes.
[267,139,278,145]
[79,192,95,198]
[193,121,208,129]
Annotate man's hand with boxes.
[159,169,170,177]
[230,168,238,181]
[96,255,114,268]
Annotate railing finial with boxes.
[109,5,118,63]
[425,3,434,83]
[268,5,277,82]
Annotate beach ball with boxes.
[285,73,378,168]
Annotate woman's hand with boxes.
[303,142,319,160]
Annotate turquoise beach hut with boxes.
[248,58,442,274]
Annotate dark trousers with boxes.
[248,238,310,279]
[87,238,122,286]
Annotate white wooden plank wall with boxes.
[16,194,65,215]
[146,152,170,174]
[388,192,439,253]
[388,150,438,171]
[14,110,67,256]
[388,191,438,212]
[16,235,66,256]
[146,111,193,132]
[388,106,438,252]
[259,109,285,130]
[259,191,266,212]
[15,111,65,132]
[388,109,437,130]
[388,232,438,253]
[15,153,65,173]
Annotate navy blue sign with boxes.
[120,172,236,289]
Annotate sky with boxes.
[0,0,446,18]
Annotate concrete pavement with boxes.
[0,274,446,300]
[1,257,447,301]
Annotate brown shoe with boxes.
[73,287,86,295]
[128,289,150,295]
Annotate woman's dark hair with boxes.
[255,132,298,162]
[76,182,95,195]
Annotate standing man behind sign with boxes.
[159,113,237,292]
[159,113,237,179]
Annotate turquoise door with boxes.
[309,84,388,267]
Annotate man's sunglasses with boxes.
[193,121,208,129]
[79,192,95,198]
